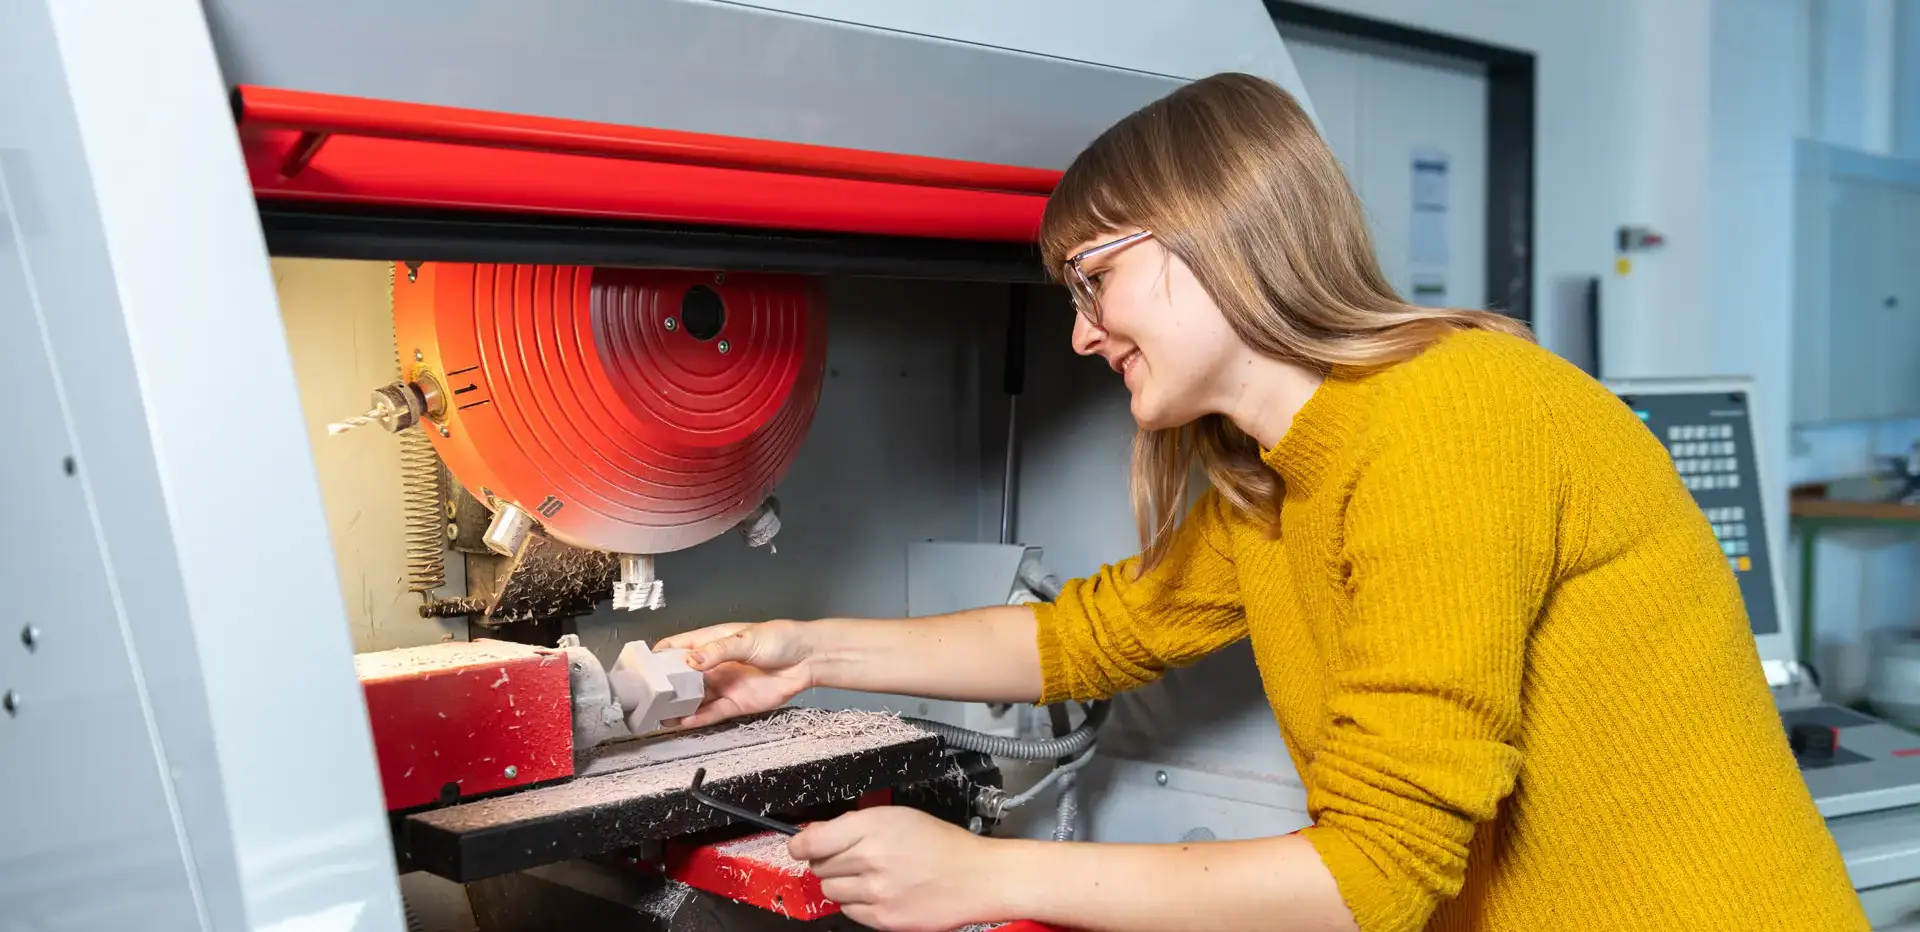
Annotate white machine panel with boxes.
[1,1,402,929]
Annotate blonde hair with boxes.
[1039,72,1533,570]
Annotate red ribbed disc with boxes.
[591,270,809,450]
[395,263,826,556]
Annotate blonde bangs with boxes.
[1038,154,1140,275]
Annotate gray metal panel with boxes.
[905,542,1029,618]
[1799,715,1920,818]
[0,13,215,927]
[1829,805,1920,892]
[1,1,402,930]
[200,0,1182,170]
[1076,757,1310,845]
[721,0,1309,96]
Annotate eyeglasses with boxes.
[1064,230,1154,329]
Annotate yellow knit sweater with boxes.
[1032,329,1867,931]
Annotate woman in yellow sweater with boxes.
[659,73,1867,932]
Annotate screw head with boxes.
[413,349,424,362]
[3,691,18,717]
[663,317,678,331]
[504,765,519,779]
[717,340,731,355]
[21,625,39,651]
[1155,770,1169,786]
[715,272,727,284]
[438,424,450,438]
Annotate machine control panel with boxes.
[1617,390,1780,637]
[1613,383,1920,820]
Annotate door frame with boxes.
[1267,2,1537,326]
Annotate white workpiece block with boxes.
[607,641,705,736]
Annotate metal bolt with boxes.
[664,317,678,331]
[1155,770,1169,786]
[714,272,726,284]
[405,262,420,283]
[414,349,424,362]
[438,424,450,438]
[504,765,518,779]
[717,340,731,355]
[21,625,39,652]
[3,691,18,717]
[967,816,984,834]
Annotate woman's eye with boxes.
[1087,271,1109,292]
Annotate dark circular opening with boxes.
[439,781,461,803]
[680,286,726,342]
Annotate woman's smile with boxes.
[1115,349,1143,388]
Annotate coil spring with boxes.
[393,261,447,594]
[401,429,447,592]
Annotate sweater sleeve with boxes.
[1299,378,1557,932]
[1031,489,1248,705]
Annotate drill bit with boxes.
[326,409,381,435]
[328,397,396,435]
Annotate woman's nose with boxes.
[1070,311,1104,356]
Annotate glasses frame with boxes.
[1064,230,1154,329]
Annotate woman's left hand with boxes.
[791,806,1015,932]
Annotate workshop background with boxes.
[7,0,1920,930]
[266,1,1920,924]
[283,0,1920,733]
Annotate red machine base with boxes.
[356,640,574,811]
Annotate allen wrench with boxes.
[687,767,800,836]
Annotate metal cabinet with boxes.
[1793,142,1920,426]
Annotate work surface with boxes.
[398,708,950,882]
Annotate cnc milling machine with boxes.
[0,3,1315,930]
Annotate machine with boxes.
[1,2,1309,931]
[1606,377,1920,907]
[11,2,1911,930]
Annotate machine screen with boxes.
[1619,390,1780,637]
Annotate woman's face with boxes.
[1068,229,1245,430]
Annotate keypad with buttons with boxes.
[1620,390,1780,637]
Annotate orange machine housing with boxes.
[392,263,827,556]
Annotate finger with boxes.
[655,623,748,654]
[789,815,865,862]
[804,849,866,880]
[685,628,768,671]
[817,875,871,906]
[668,694,746,729]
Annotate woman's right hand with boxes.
[654,620,817,728]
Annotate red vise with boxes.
[356,639,574,811]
